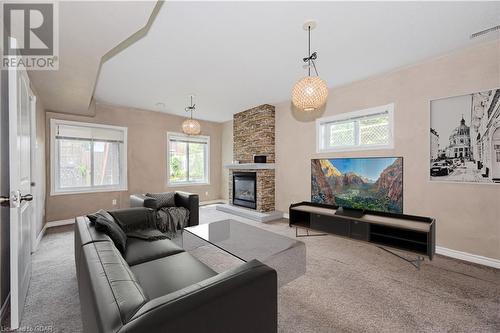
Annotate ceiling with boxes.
[94,1,500,122]
[28,1,158,116]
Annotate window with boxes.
[51,120,127,194]
[316,103,394,152]
[167,133,209,185]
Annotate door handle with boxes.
[0,196,9,207]
[2,192,33,208]
[20,194,33,202]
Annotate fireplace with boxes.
[232,172,257,209]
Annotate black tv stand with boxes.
[377,246,425,269]
[335,206,365,218]
[289,202,436,268]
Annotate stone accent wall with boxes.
[229,169,275,212]
[233,104,275,163]
[230,104,276,212]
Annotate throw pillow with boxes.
[92,214,127,254]
[87,209,117,225]
[145,192,175,208]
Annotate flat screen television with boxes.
[311,157,403,214]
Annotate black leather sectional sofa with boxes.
[74,208,277,333]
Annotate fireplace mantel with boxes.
[224,163,275,170]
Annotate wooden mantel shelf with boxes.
[224,163,275,170]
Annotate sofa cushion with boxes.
[146,192,176,208]
[94,215,128,254]
[130,252,217,299]
[124,238,184,266]
[83,241,149,325]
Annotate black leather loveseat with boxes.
[130,191,199,227]
[74,208,277,333]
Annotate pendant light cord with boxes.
[311,58,319,76]
[303,25,319,77]
[308,26,311,76]
[190,96,193,119]
[186,96,195,119]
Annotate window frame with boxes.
[316,103,395,153]
[50,119,128,195]
[166,132,210,187]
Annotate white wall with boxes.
[220,120,233,200]
[30,83,46,244]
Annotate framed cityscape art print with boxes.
[430,88,500,184]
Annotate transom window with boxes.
[167,133,209,186]
[51,120,127,194]
[316,103,394,152]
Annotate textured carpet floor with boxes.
[13,225,82,333]
[10,205,500,332]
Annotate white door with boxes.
[8,38,33,329]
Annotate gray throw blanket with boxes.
[126,229,169,241]
[156,207,190,233]
[110,208,169,241]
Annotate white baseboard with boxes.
[45,219,74,228]
[32,219,74,250]
[283,213,289,219]
[0,293,10,323]
[32,225,47,252]
[436,246,500,269]
[200,199,228,206]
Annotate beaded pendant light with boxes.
[182,95,201,135]
[291,21,328,112]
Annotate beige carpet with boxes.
[199,205,500,333]
[8,205,500,332]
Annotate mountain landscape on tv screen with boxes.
[311,158,403,213]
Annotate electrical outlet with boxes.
[205,191,209,196]
[112,199,117,206]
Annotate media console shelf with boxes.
[289,202,436,268]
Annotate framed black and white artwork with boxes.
[430,88,500,184]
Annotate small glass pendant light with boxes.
[182,95,201,135]
[292,21,328,112]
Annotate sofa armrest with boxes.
[108,207,157,231]
[175,191,199,226]
[121,260,277,333]
[130,194,159,210]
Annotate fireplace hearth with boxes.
[233,172,257,209]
